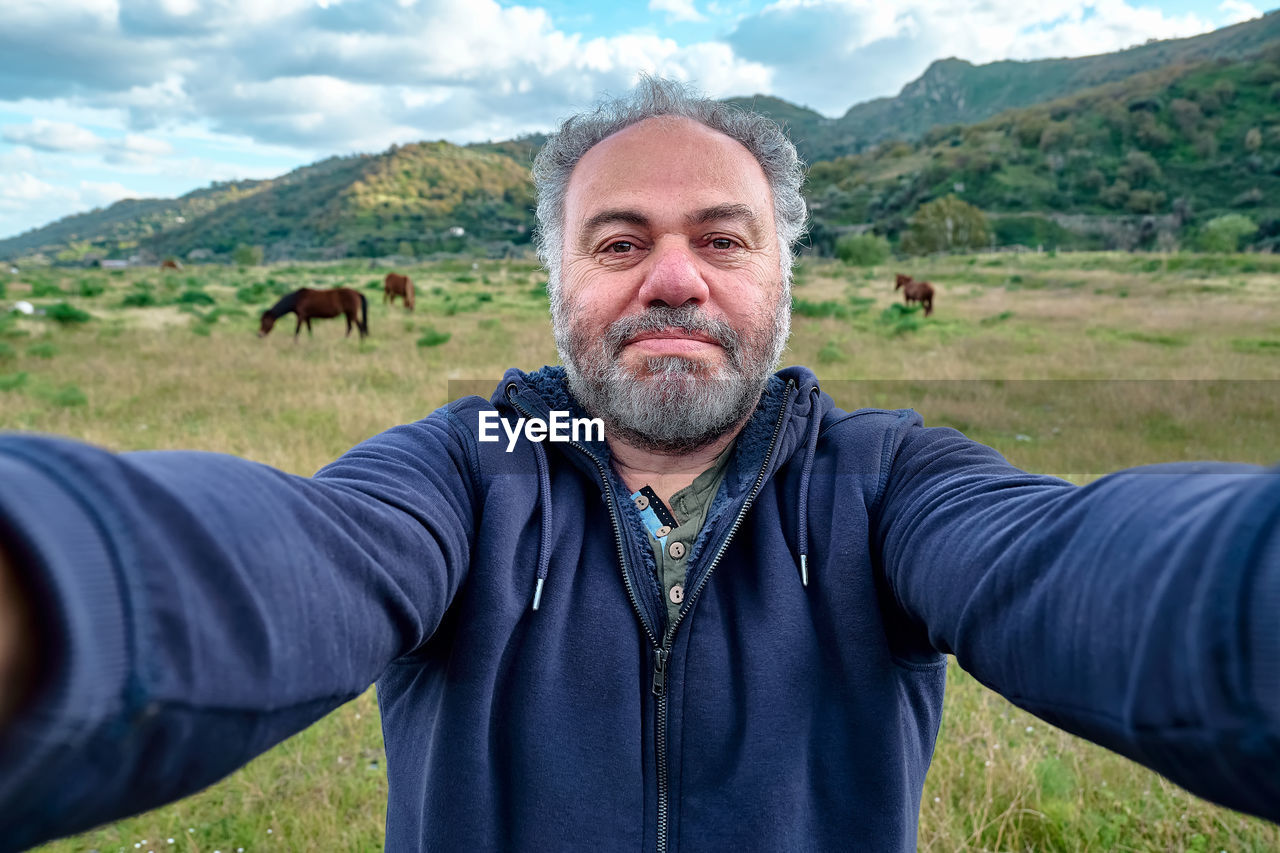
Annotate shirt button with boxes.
[668,541,686,560]
[654,525,672,537]
[669,583,685,604]
[634,495,650,510]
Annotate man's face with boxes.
[554,116,790,453]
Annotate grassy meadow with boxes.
[2,251,1278,852]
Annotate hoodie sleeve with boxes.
[875,416,1280,823]
[0,406,477,851]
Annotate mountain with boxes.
[805,42,1280,250]
[1,141,536,264]
[738,9,1280,162]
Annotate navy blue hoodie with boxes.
[0,365,1277,851]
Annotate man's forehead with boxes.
[564,116,775,228]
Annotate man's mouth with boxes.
[623,329,722,355]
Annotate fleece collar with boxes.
[493,364,826,491]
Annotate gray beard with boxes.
[554,300,790,454]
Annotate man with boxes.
[0,78,1277,852]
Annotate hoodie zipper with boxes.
[507,380,797,853]
[651,379,796,853]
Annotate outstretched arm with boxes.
[876,416,1280,823]
[0,543,37,733]
[0,406,479,849]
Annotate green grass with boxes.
[10,252,1280,853]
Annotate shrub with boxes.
[46,384,87,407]
[78,279,105,298]
[817,340,843,363]
[0,372,27,391]
[792,299,851,319]
[0,341,13,360]
[30,280,65,298]
[835,233,891,267]
[177,289,216,305]
[233,244,264,267]
[900,196,989,255]
[417,328,451,347]
[121,290,158,308]
[27,342,58,359]
[46,302,92,325]
[236,283,272,304]
[878,303,924,335]
[1197,214,1258,253]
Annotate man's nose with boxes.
[637,238,709,309]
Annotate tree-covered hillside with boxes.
[143,142,536,262]
[739,9,1280,163]
[806,44,1280,252]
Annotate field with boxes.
[3,250,1278,852]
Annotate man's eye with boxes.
[608,241,635,253]
[710,238,735,250]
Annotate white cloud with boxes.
[1218,0,1261,25]
[0,171,140,240]
[2,119,102,151]
[650,0,706,23]
[0,172,63,207]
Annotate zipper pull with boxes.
[651,647,669,696]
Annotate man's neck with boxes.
[609,426,742,504]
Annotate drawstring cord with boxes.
[530,434,553,610]
[506,383,555,612]
[795,387,822,587]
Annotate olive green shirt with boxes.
[645,444,734,627]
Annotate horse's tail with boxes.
[359,292,369,337]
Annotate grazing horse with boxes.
[894,273,935,317]
[384,272,415,311]
[259,288,369,340]
[160,259,182,270]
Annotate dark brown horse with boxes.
[259,288,369,339]
[894,273,934,317]
[384,272,415,311]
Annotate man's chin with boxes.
[622,352,721,378]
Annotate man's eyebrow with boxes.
[686,204,763,233]
[580,209,651,241]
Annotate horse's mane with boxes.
[265,289,302,318]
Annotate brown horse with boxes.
[894,273,935,317]
[259,288,369,339]
[384,272,415,311]
[160,259,182,270]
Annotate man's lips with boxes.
[623,330,721,355]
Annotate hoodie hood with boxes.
[492,364,832,612]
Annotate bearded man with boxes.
[0,78,1277,853]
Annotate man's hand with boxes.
[0,543,37,730]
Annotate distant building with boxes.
[448,226,466,237]
[99,259,129,270]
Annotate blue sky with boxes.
[0,0,1270,240]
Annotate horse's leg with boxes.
[294,316,302,340]
[306,317,313,337]
[345,312,353,337]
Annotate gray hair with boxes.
[532,76,807,307]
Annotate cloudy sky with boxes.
[0,0,1268,240]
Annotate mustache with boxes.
[602,306,740,359]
